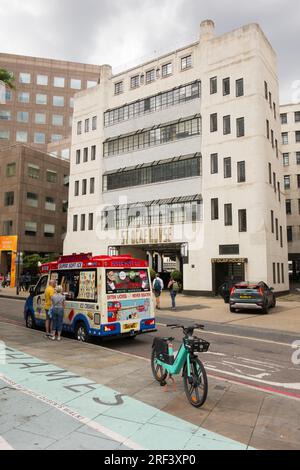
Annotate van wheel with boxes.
[26,313,35,329]
[75,322,89,342]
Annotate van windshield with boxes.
[106,269,150,294]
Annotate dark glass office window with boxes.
[286,200,292,215]
[266,119,270,139]
[88,213,94,231]
[281,113,287,124]
[236,78,244,97]
[4,192,14,206]
[296,131,300,143]
[238,209,247,232]
[82,179,87,195]
[219,245,239,255]
[75,181,79,197]
[76,149,80,164]
[281,264,285,283]
[287,226,293,242]
[81,214,86,231]
[224,157,231,178]
[284,175,290,190]
[275,218,279,240]
[223,115,231,135]
[223,78,230,96]
[269,163,272,184]
[210,77,217,94]
[210,113,218,132]
[236,117,245,137]
[237,161,246,183]
[295,111,300,122]
[280,226,283,248]
[271,211,274,233]
[273,263,276,284]
[211,153,218,174]
[90,178,95,194]
[91,145,96,161]
[296,152,300,165]
[224,204,233,226]
[264,81,268,100]
[283,153,289,166]
[83,148,88,163]
[73,215,78,232]
[211,198,219,220]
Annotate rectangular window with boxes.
[44,224,55,238]
[277,263,281,284]
[52,114,63,126]
[268,163,272,184]
[77,121,82,135]
[3,221,13,236]
[211,198,219,220]
[146,69,155,83]
[37,74,48,86]
[281,264,285,283]
[81,214,86,231]
[236,78,244,97]
[19,72,31,84]
[271,211,274,233]
[85,119,89,133]
[16,131,28,143]
[90,178,95,194]
[283,153,289,166]
[280,226,283,247]
[210,113,218,132]
[295,111,300,122]
[36,94,47,105]
[297,175,300,188]
[238,209,247,232]
[28,164,40,179]
[92,116,97,130]
[278,182,281,202]
[273,103,276,119]
[237,161,246,183]
[34,132,45,144]
[4,192,14,206]
[53,96,64,107]
[211,153,218,174]
[224,157,232,178]
[296,152,300,165]
[76,149,81,164]
[181,55,192,70]
[114,81,123,95]
[296,131,300,143]
[73,215,78,232]
[236,117,245,137]
[82,179,87,195]
[299,199,300,215]
[83,148,88,162]
[0,130,10,140]
[273,172,277,192]
[286,199,292,215]
[35,113,46,124]
[0,110,11,120]
[91,145,96,161]
[282,132,288,145]
[273,263,276,284]
[25,222,37,237]
[54,77,65,88]
[266,119,270,140]
[223,115,231,135]
[280,113,287,124]
[71,79,81,90]
[275,218,279,241]
[210,77,217,94]
[6,163,16,177]
[45,197,56,211]
[46,170,57,183]
[75,181,79,197]
[18,92,30,103]
[223,77,230,96]
[224,204,233,226]
[284,175,290,190]
[269,92,272,108]
[88,213,94,231]
[130,75,139,89]
[51,134,62,143]
[264,82,268,100]
[287,226,293,242]
[26,192,38,208]
[271,130,274,148]
[162,63,172,77]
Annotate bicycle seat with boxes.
[163,337,175,342]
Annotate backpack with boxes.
[154,279,161,291]
[172,281,179,292]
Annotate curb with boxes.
[0,294,26,301]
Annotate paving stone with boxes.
[2,428,56,450]
[45,431,121,450]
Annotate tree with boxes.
[0,69,15,89]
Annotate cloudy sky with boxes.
[0,0,299,103]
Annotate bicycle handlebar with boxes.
[166,324,205,332]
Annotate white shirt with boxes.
[153,278,164,290]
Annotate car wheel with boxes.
[271,297,276,308]
[26,313,35,329]
[262,303,269,314]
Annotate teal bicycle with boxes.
[151,324,210,408]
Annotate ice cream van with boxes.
[24,253,156,341]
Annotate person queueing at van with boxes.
[45,280,56,338]
[153,274,164,310]
[50,286,65,341]
[168,277,180,310]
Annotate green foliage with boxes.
[170,270,183,282]
[0,69,15,89]
[149,268,157,281]
[22,253,59,275]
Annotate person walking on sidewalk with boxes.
[50,286,65,341]
[45,280,56,338]
[153,274,164,310]
[168,278,180,310]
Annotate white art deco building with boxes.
[64,20,289,295]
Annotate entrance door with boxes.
[213,263,245,295]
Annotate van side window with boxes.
[36,275,48,295]
[51,269,97,302]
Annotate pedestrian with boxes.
[50,286,65,341]
[153,274,164,310]
[168,278,180,310]
[0,273,4,288]
[25,272,31,291]
[5,272,11,288]
[19,273,25,292]
[44,280,56,338]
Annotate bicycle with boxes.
[151,324,210,408]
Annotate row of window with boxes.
[15,72,96,89]
[210,155,246,182]
[264,81,277,120]
[104,81,200,127]
[286,199,300,216]
[280,111,300,125]
[3,191,67,211]
[210,114,245,137]
[0,130,65,144]
[113,55,193,95]
[282,131,300,145]
[75,145,96,164]
[74,178,95,197]
[103,116,201,157]
[283,152,300,166]
[73,213,94,232]
[283,174,300,190]
[272,263,285,285]
[77,116,97,135]
[268,163,281,202]
[5,162,66,183]
[24,222,60,238]
[2,92,74,107]
[103,154,201,191]
[266,119,279,156]
[270,211,284,247]
[0,110,72,126]
[211,201,247,231]
[210,77,244,98]
[101,196,203,231]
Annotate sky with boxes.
[0,0,299,103]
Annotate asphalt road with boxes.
[1,297,300,400]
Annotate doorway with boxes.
[213,262,245,296]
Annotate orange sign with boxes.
[0,236,18,288]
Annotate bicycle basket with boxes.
[184,336,210,353]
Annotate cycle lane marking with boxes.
[0,346,251,450]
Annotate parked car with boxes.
[229,281,276,314]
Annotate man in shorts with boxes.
[45,280,56,338]
[153,274,164,310]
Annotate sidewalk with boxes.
[1,321,300,450]
[0,287,27,300]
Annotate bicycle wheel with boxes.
[151,347,168,384]
[183,357,208,408]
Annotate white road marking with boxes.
[0,436,14,450]
[222,361,269,372]
[236,357,285,369]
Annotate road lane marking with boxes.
[0,436,14,450]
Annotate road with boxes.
[1,297,300,400]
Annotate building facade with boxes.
[0,53,101,152]
[64,21,289,295]
[0,144,69,279]
[280,103,300,279]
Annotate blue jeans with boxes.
[170,291,177,308]
[52,307,64,332]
